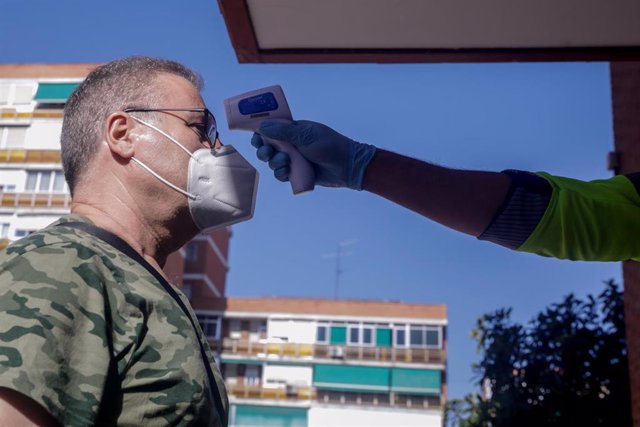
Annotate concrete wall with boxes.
[25,120,62,150]
[263,365,313,388]
[268,319,317,344]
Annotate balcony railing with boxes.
[225,384,442,410]
[225,383,316,401]
[216,338,445,364]
[0,111,64,120]
[1,149,61,164]
[316,389,442,410]
[0,192,71,210]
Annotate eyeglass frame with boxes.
[123,108,218,148]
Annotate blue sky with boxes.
[2,0,622,400]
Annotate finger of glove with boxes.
[251,133,265,149]
[268,151,290,171]
[274,166,290,182]
[256,145,275,162]
[258,120,304,143]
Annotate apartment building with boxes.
[0,64,86,248]
[201,297,447,427]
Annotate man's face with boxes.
[130,73,210,203]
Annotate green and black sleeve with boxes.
[479,170,640,262]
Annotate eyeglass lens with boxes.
[205,109,217,141]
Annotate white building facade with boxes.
[202,297,448,427]
[0,65,93,249]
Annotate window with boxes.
[229,319,240,331]
[0,83,36,106]
[38,172,51,192]
[224,364,238,384]
[362,325,374,345]
[13,85,34,105]
[1,127,28,149]
[345,323,376,346]
[24,170,67,193]
[316,324,328,343]
[0,185,16,192]
[394,327,407,347]
[229,319,241,339]
[196,313,220,339]
[52,171,65,192]
[185,242,198,262]
[348,325,360,345]
[25,172,38,191]
[318,321,388,346]
[395,324,444,348]
[181,282,193,299]
[426,327,441,348]
[14,229,35,238]
[0,86,9,105]
[0,223,9,239]
[244,365,260,386]
[249,320,266,341]
[410,326,425,347]
[258,320,267,338]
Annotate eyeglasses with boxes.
[124,108,218,148]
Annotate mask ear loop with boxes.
[127,115,198,200]
[130,157,197,200]
[129,116,198,160]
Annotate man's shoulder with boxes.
[0,214,144,288]
[4,214,104,255]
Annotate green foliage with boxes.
[445,280,631,427]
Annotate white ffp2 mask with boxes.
[129,117,259,231]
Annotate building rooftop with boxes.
[0,63,98,78]
[198,297,447,320]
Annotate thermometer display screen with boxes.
[239,92,279,115]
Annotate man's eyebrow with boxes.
[186,110,206,121]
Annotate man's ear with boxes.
[105,111,135,159]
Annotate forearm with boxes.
[362,149,511,236]
[0,388,59,427]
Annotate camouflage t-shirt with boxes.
[0,215,228,426]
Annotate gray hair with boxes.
[60,56,203,195]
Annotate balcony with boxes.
[1,149,61,164]
[0,192,71,210]
[216,338,445,365]
[316,389,442,411]
[225,384,442,411]
[0,111,64,120]
[226,383,316,401]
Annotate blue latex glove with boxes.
[251,120,377,190]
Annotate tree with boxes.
[445,280,631,427]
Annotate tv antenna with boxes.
[322,239,356,299]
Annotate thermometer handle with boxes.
[262,136,315,195]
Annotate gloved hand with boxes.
[251,120,377,190]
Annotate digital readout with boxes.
[239,92,279,115]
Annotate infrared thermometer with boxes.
[224,85,315,195]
